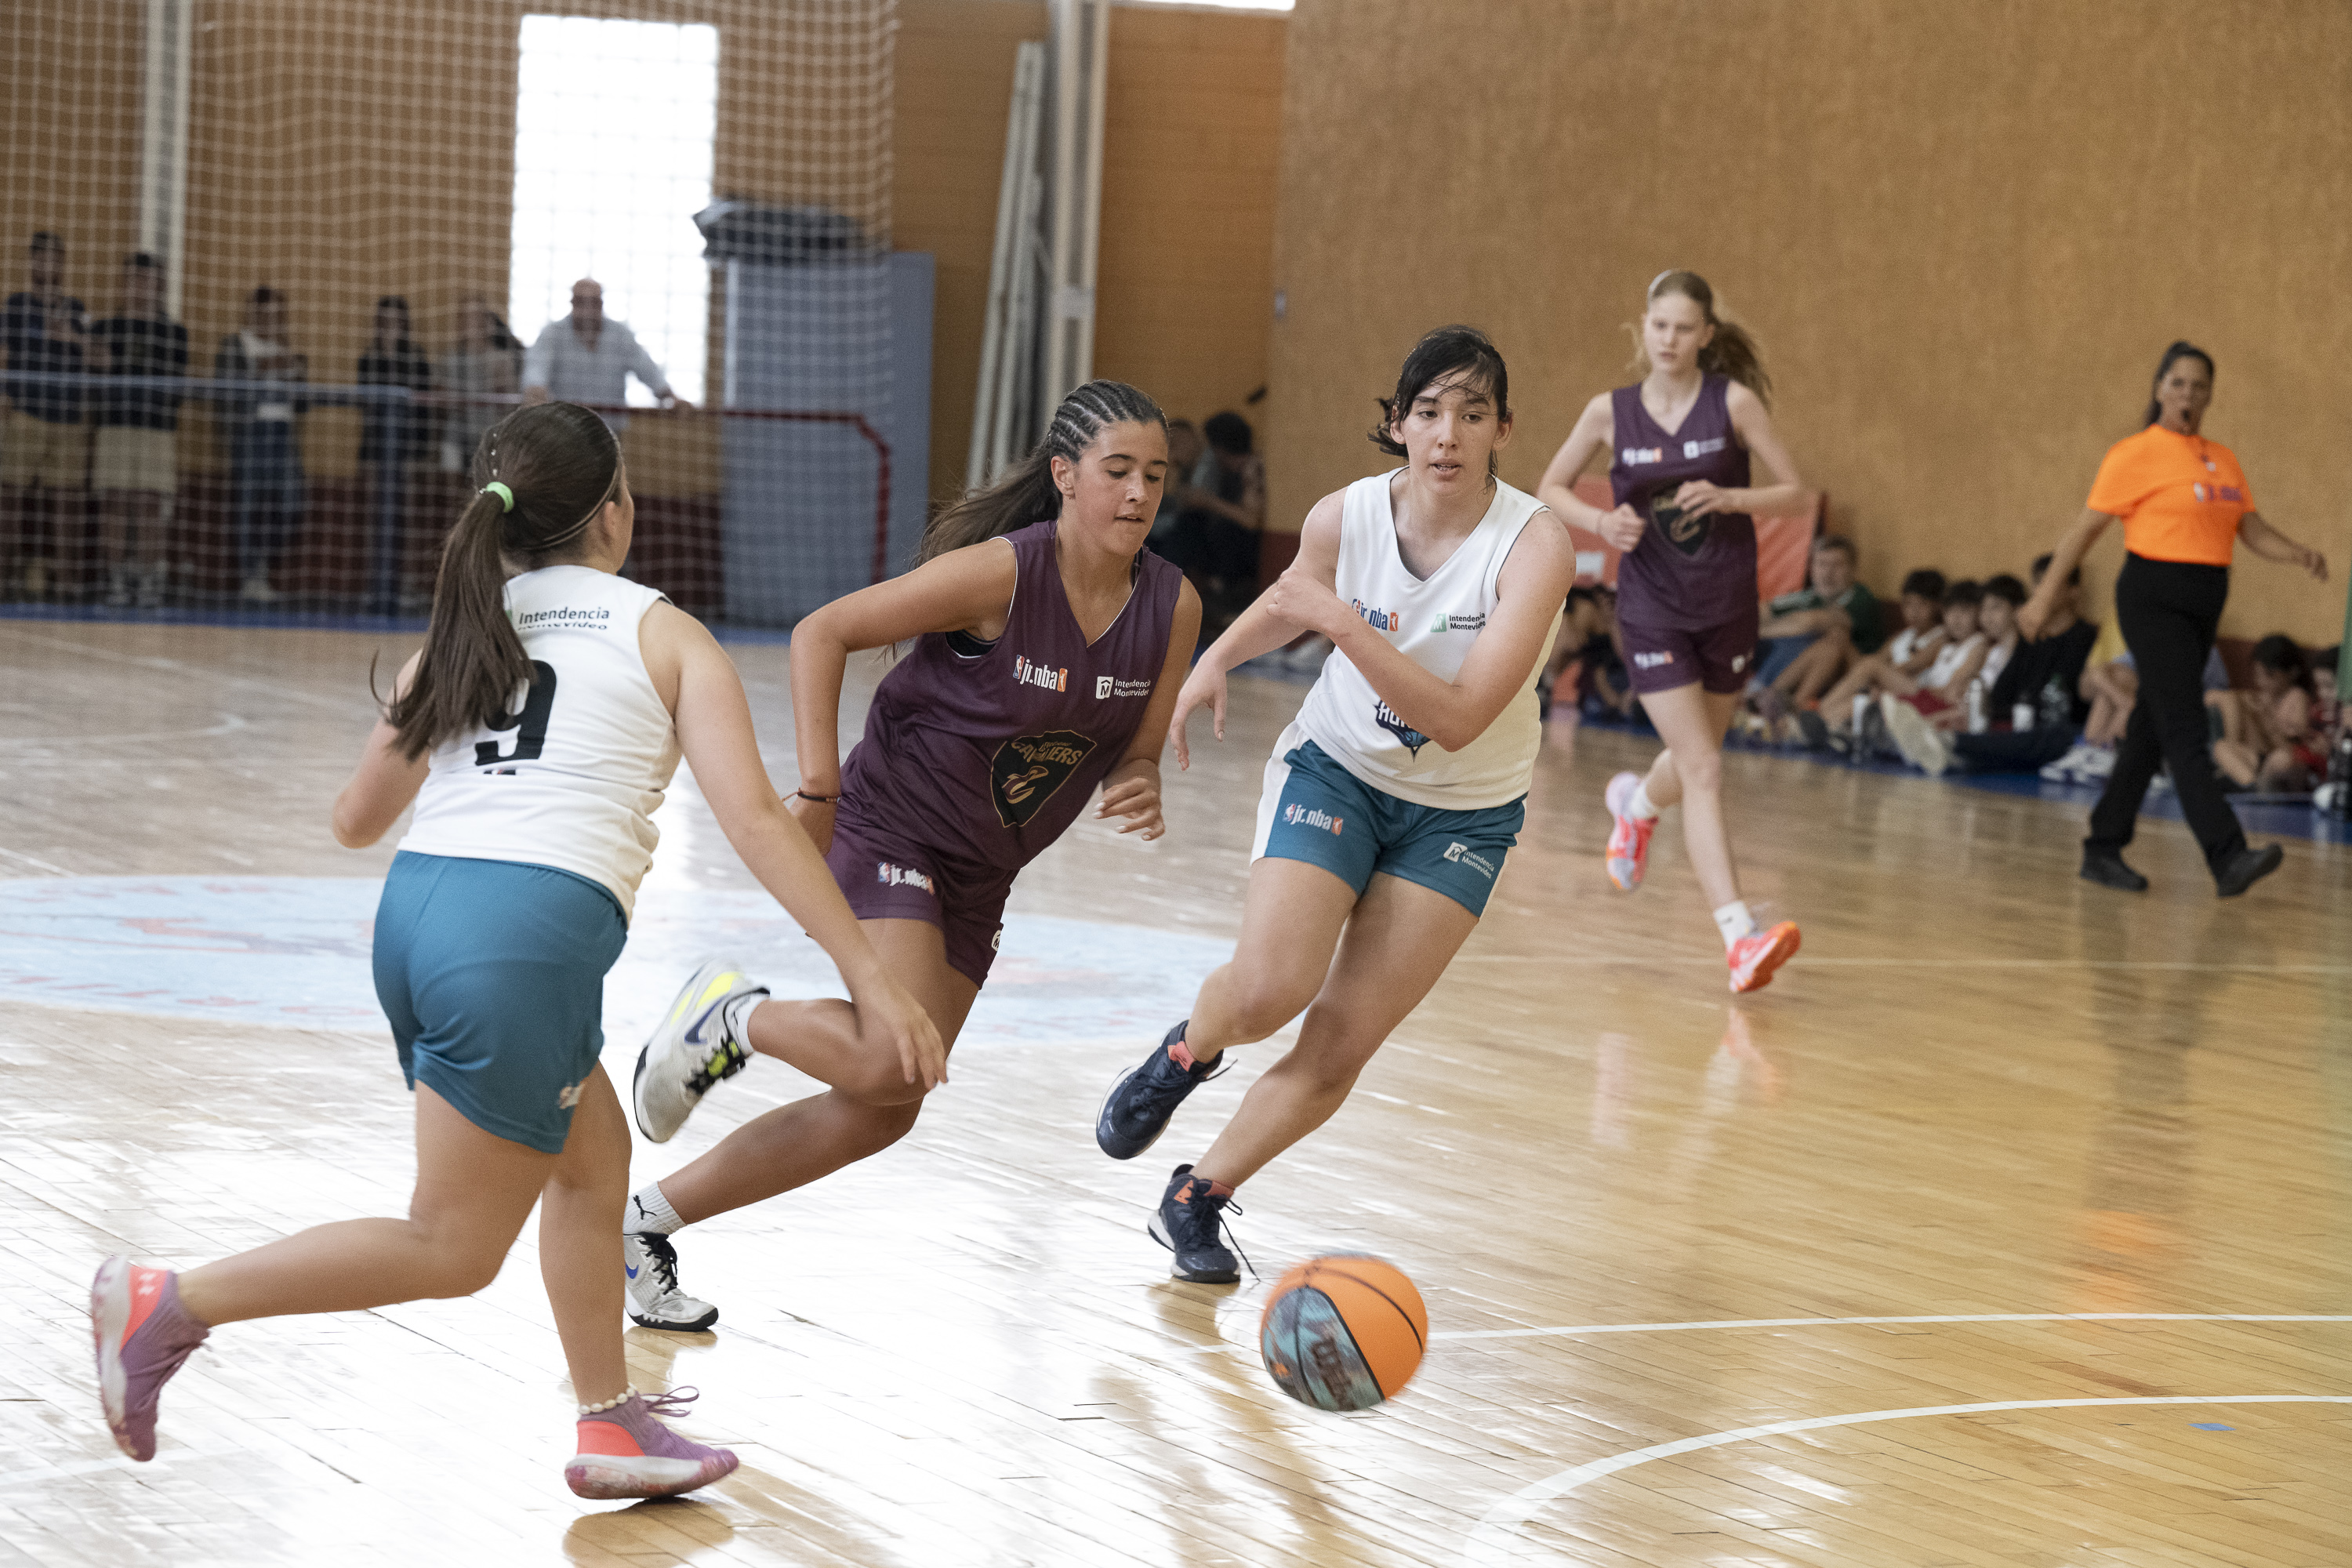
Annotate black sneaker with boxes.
[1793,709,1830,751]
[1095,1022,1225,1160]
[2080,849,2150,892]
[1150,1164,1243,1284]
[2214,843,2284,898]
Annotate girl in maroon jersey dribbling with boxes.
[616,380,1202,1331]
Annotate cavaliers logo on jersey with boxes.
[1648,485,1711,558]
[990,731,1097,826]
[1373,699,1429,758]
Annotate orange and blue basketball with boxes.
[1258,1254,1427,1410]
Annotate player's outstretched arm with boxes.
[645,602,948,1090]
[332,651,431,848]
[1097,579,1203,838]
[1267,508,1576,754]
[784,540,1021,851]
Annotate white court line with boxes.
[1455,1394,2352,1566]
[1453,955,2352,973]
[1444,1311,2352,1341]
[1178,1310,2352,1352]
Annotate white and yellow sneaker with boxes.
[632,958,768,1143]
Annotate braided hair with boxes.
[920,380,1167,565]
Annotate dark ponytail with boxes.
[1639,270,1772,407]
[2143,340,2215,427]
[384,401,622,759]
[919,379,1166,565]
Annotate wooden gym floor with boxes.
[2,618,2348,1568]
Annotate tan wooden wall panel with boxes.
[1268,0,2352,644]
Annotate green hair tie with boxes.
[480,481,514,513]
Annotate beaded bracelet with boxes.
[579,1386,637,1415]
[793,789,841,804]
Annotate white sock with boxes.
[1712,900,1759,949]
[1627,782,1661,821]
[720,989,764,1049]
[626,1182,684,1236]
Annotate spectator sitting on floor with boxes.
[1882,559,2093,775]
[1541,584,1635,721]
[1918,575,2020,732]
[2312,644,2340,735]
[2210,633,2323,792]
[2047,614,2229,782]
[1802,568,1956,747]
[1750,534,1883,723]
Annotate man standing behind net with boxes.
[2,232,91,601]
[89,252,187,608]
[520,279,688,419]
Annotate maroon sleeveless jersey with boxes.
[839,518,1183,874]
[1609,375,1756,631]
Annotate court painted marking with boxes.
[1443,1311,2352,1340]
[1455,955,2352,973]
[0,876,1228,1047]
[1455,1394,2352,1566]
[1181,1310,2352,1353]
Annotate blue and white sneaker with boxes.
[633,958,768,1143]
[622,1231,718,1333]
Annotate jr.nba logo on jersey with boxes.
[1013,655,1068,693]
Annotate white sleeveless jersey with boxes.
[1288,471,1556,811]
[398,565,680,918]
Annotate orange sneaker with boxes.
[1727,921,1801,993]
[1603,771,1655,892]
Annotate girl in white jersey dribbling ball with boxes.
[1094,326,1576,1282]
[87,401,942,1498]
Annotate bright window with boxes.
[510,15,718,406]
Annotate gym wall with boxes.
[1266,0,2352,644]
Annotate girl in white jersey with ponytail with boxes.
[1094,326,1575,1282]
[88,402,942,1499]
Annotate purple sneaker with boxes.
[566,1387,740,1499]
[91,1256,209,1462]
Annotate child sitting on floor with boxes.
[1919,575,2023,732]
[1798,569,1947,748]
[2211,633,2324,792]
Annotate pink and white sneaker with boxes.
[567,1388,740,1499]
[91,1256,209,1462]
[1727,921,1802,993]
[1603,771,1656,892]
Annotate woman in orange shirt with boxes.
[2020,342,2327,897]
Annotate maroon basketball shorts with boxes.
[824,816,1015,988]
[1617,611,1760,696]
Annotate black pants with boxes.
[2085,554,2244,869]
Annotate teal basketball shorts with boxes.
[373,851,627,1155]
[1250,739,1524,916]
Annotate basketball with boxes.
[1258,1254,1428,1411]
